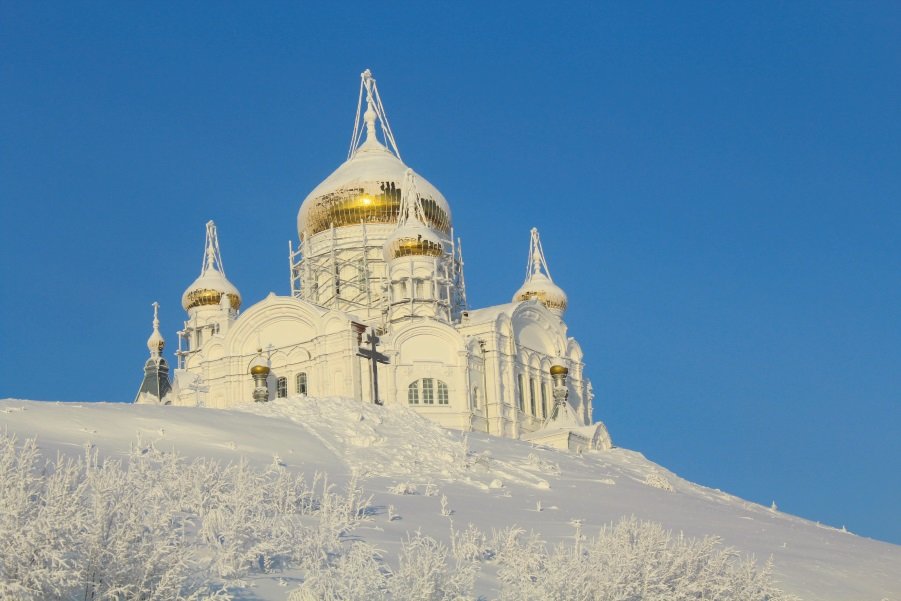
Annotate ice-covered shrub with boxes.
[493,516,799,601]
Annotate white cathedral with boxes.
[136,70,611,452]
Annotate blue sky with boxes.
[1,2,899,544]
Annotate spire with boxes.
[525,227,553,283]
[513,227,568,315]
[182,220,242,312]
[348,69,401,159]
[202,220,226,277]
[135,301,172,405]
[397,168,428,228]
[146,301,165,357]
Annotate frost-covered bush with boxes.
[493,516,800,601]
[0,433,797,601]
[0,433,370,600]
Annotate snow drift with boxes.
[0,397,898,600]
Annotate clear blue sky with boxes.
[1,2,898,544]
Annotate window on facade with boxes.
[529,377,536,416]
[196,329,203,347]
[276,377,287,398]
[408,378,448,406]
[296,372,308,395]
[472,386,480,409]
[517,374,525,412]
[541,382,548,418]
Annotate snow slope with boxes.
[1,397,898,600]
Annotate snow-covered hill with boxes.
[1,397,898,600]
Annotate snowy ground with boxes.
[1,397,899,600]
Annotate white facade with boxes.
[140,70,609,448]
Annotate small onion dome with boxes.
[181,268,242,311]
[249,352,270,376]
[147,327,165,354]
[513,272,568,315]
[382,224,444,262]
[549,365,569,377]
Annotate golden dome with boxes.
[183,288,241,311]
[250,364,270,376]
[550,365,568,376]
[383,225,444,262]
[513,273,568,314]
[249,351,270,376]
[297,145,451,239]
[181,268,242,311]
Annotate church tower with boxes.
[513,228,568,317]
[291,69,464,324]
[134,302,172,404]
[177,221,241,365]
[383,169,452,324]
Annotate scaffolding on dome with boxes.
[349,68,401,160]
[289,223,467,326]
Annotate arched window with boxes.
[296,372,308,395]
[276,377,287,399]
[517,374,525,412]
[529,377,536,416]
[408,378,449,406]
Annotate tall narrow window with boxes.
[472,386,480,409]
[408,382,419,404]
[422,378,434,404]
[517,374,525,412]
[276,377,287,398]
[529,377,536,416]
[541,382,548,418]
[437,381,449,405]
[296,372,308,395]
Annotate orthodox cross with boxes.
[355,324,389,405]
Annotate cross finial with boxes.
[398,168,427,228]
[525,227,553,282]
[348,69,401,159]
[201,220,226,276]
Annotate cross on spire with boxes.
[525,227,554,282]
[348,69,401,160]
[201,220,227,276]
[397,168,427,228]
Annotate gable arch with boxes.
[225,295,326,356]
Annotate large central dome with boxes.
[297,142,451,239]
[296,71,451,240]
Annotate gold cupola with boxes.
[181,221,242,312]
[382,168,445,262]
[249,350,270,376]
[296,69,452,240]
[513,228,568,316]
